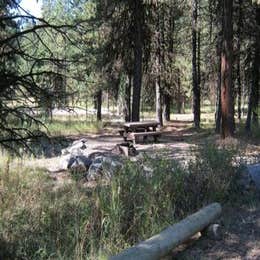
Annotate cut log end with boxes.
[203,223,223,240]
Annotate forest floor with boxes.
[25,113,260,259]
[171,202,260,260]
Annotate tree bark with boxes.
[131,1,143,122]
[154,4,163,126]
[245,77,254,132]
[124,74,132,122]
[252,6,260,127]
[107,91,110,113]
[215,35,222,134]
[177,69,182,114]
[163,94,171,121]
[237,0,242,120]
[155,77,163,126]
[245,5,259,132]
[197,20,201,121]
[221,0,235,138]
[215,1,223,133]
[192,0,200,129]
[85,95,88,121]
[96,90,102,121]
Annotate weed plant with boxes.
[0,145,239,259]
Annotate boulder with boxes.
[87,163,103,181]
[57,139,130,182]
[61,138,87,155]
[59,154,71,170]
[86,154,123,181]
[67,155,92,171]
[88,151,111,161]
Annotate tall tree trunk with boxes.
[156,78,163,126]
[85,95,88,121]
[177,70,182,114]
[215,34,222,133]
[163,94,171,122]
[237,0,242,120]
[245,76,254,132]
[155,25,162,126]
[237,55,242,120]
[197,23,201,121]
[107,91,110,113]
[124,74,132,122]
[154,5,163,126]
[220,0,235,138]
[215,67,222,133]
[192,0,200,129]
[215,1,223,133]
[131,1,143,122]
[246,5,260,131]
[96,90,102,121]
[252,6,260,126]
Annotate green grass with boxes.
[40,116,104,136]
[0,144,245,259]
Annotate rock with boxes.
[86,154,123,181]
[61,139,87,155]
[72,138,88,146]
[92,156,104,165]
[203,224,223,240]
[59,154,71,170]
[67,155,92,171]
[88,152,106,161]
[111,142,138,157]
[58,139,129,182]
[87,163,103,181]
[238,163,260,191]
[61,149,69,155]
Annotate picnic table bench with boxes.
[119,121,161,144]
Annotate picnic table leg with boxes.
[123,127,129,141]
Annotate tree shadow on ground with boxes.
[29,135,73,158]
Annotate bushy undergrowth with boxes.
[0,145,239,259]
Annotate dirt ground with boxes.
[171,202,260,260]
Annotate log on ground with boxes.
[110,203,222,260]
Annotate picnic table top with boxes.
[123,121,159,128]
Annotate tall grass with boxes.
[42,117,104,136]
[0,145,239,259]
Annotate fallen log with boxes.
[110,203,222,260]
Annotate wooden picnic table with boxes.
[120,121,161,144]
[123,120,159,132]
